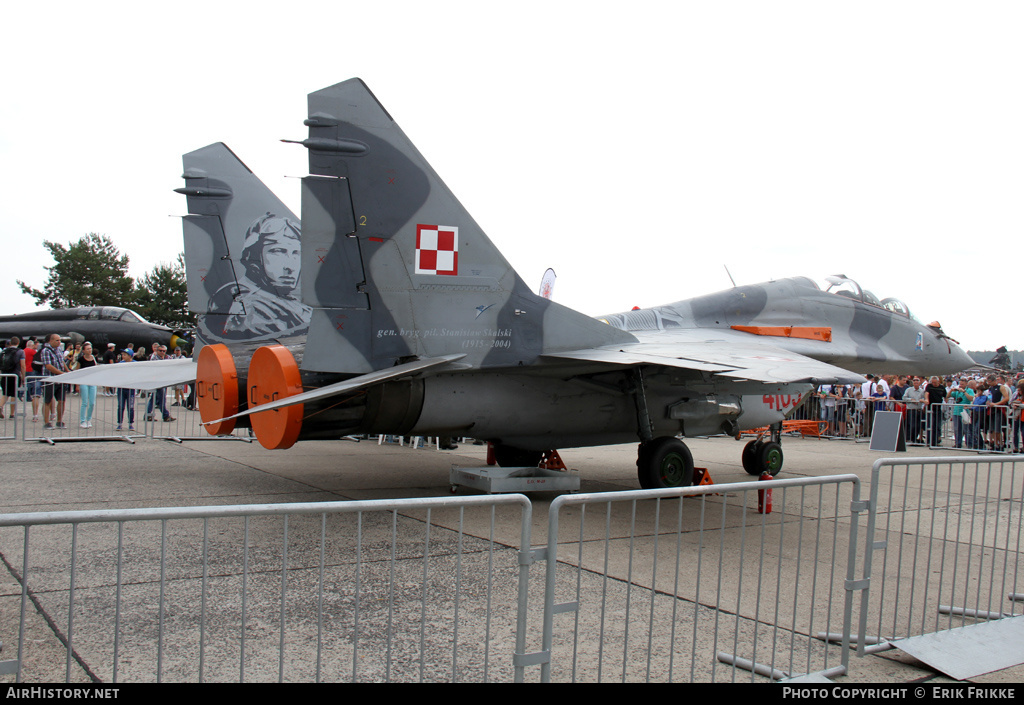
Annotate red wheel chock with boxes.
[539,450,568,470]
[693,467,714,486]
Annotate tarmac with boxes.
[1,425,1022,684]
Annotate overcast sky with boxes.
[2,1,1020,351]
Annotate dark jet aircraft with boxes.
[0,307,190,353]
[60,79,974,488]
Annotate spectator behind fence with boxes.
[76,342,98,429]
[970,383,991,450]
[40,333,68,429]
[145,345,175,423]
[925,376,947,446]
[23,339,41,422]
[102,342,117,396]
[1013,379,1024,453]
[986,374,1011,451]
[1,337,25,419]
[902,377,925,443]
[948,380,974,449]
[115,349,136,432]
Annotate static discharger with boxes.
[196,344,239,436]
[247,344,304,450]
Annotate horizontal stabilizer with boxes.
[47,359,197,390]
[204,354,466,426]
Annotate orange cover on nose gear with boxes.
[248,344,304,449]
[196,344,238,436]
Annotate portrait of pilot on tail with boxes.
[204,212,312,341]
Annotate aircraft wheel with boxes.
[757,441,784,476]
[637,442,652,488]
[492,444,543,468]
[742,440,762,475]
[638,437,694,489]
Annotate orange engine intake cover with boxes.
[196,344,239,436]
[247,344,304,450]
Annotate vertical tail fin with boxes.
[176,143,310,349]
[291,79,635,374]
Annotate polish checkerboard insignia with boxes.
[415,224,459,276]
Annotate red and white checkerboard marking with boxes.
[415,224,459,276]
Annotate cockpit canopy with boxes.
[821,275,915,320]
[78,306,152,324]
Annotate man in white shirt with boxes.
[861,375,876,399]
[903,377,927,443]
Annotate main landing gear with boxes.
[631,368,697,490]
[741,423,784,477]
[637,436,694,489]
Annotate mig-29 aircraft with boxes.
[60,79,973,488]
[182,78,974,487]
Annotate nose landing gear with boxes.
[741,423,784,476]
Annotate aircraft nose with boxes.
[950,342,975,371]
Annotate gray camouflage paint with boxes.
[291,79,635,376]
[599,276,972,377]
[176,80,974,456]
[177,143,310,350]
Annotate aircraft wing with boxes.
[46,359,198,390]
[544,330,865,385]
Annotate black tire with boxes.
[637,442,652,489]
[637,437,694,489]
[757,441,784,476]
[742,440,761,475]
[492,444,543,468]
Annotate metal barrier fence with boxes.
[0,373,18,440]
[858,456,1024,653]
[798,392,870,441]
[1,477,862,684]
[0,496,534,683]
[924,401,1018,453]
[798,393,1019,453]
[11,380,1018,455]
[899,402,1014,453]
[145,383,254,443]
[4,445,1021,683]
[539,476,864,682]
[7,379,251,444]
[18,376,143,443]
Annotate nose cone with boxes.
[930,332,975,373]
[917,330,975,376]
[950,341,975,372]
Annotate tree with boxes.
[18,233,135,308]
[133,253,196,330]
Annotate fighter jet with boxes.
[177,79,973,488]
[0,306,190,353]
[59,79,974,489]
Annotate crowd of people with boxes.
[0,335,188,431]
[813,372,1024,452]
[5,334,1023,454]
